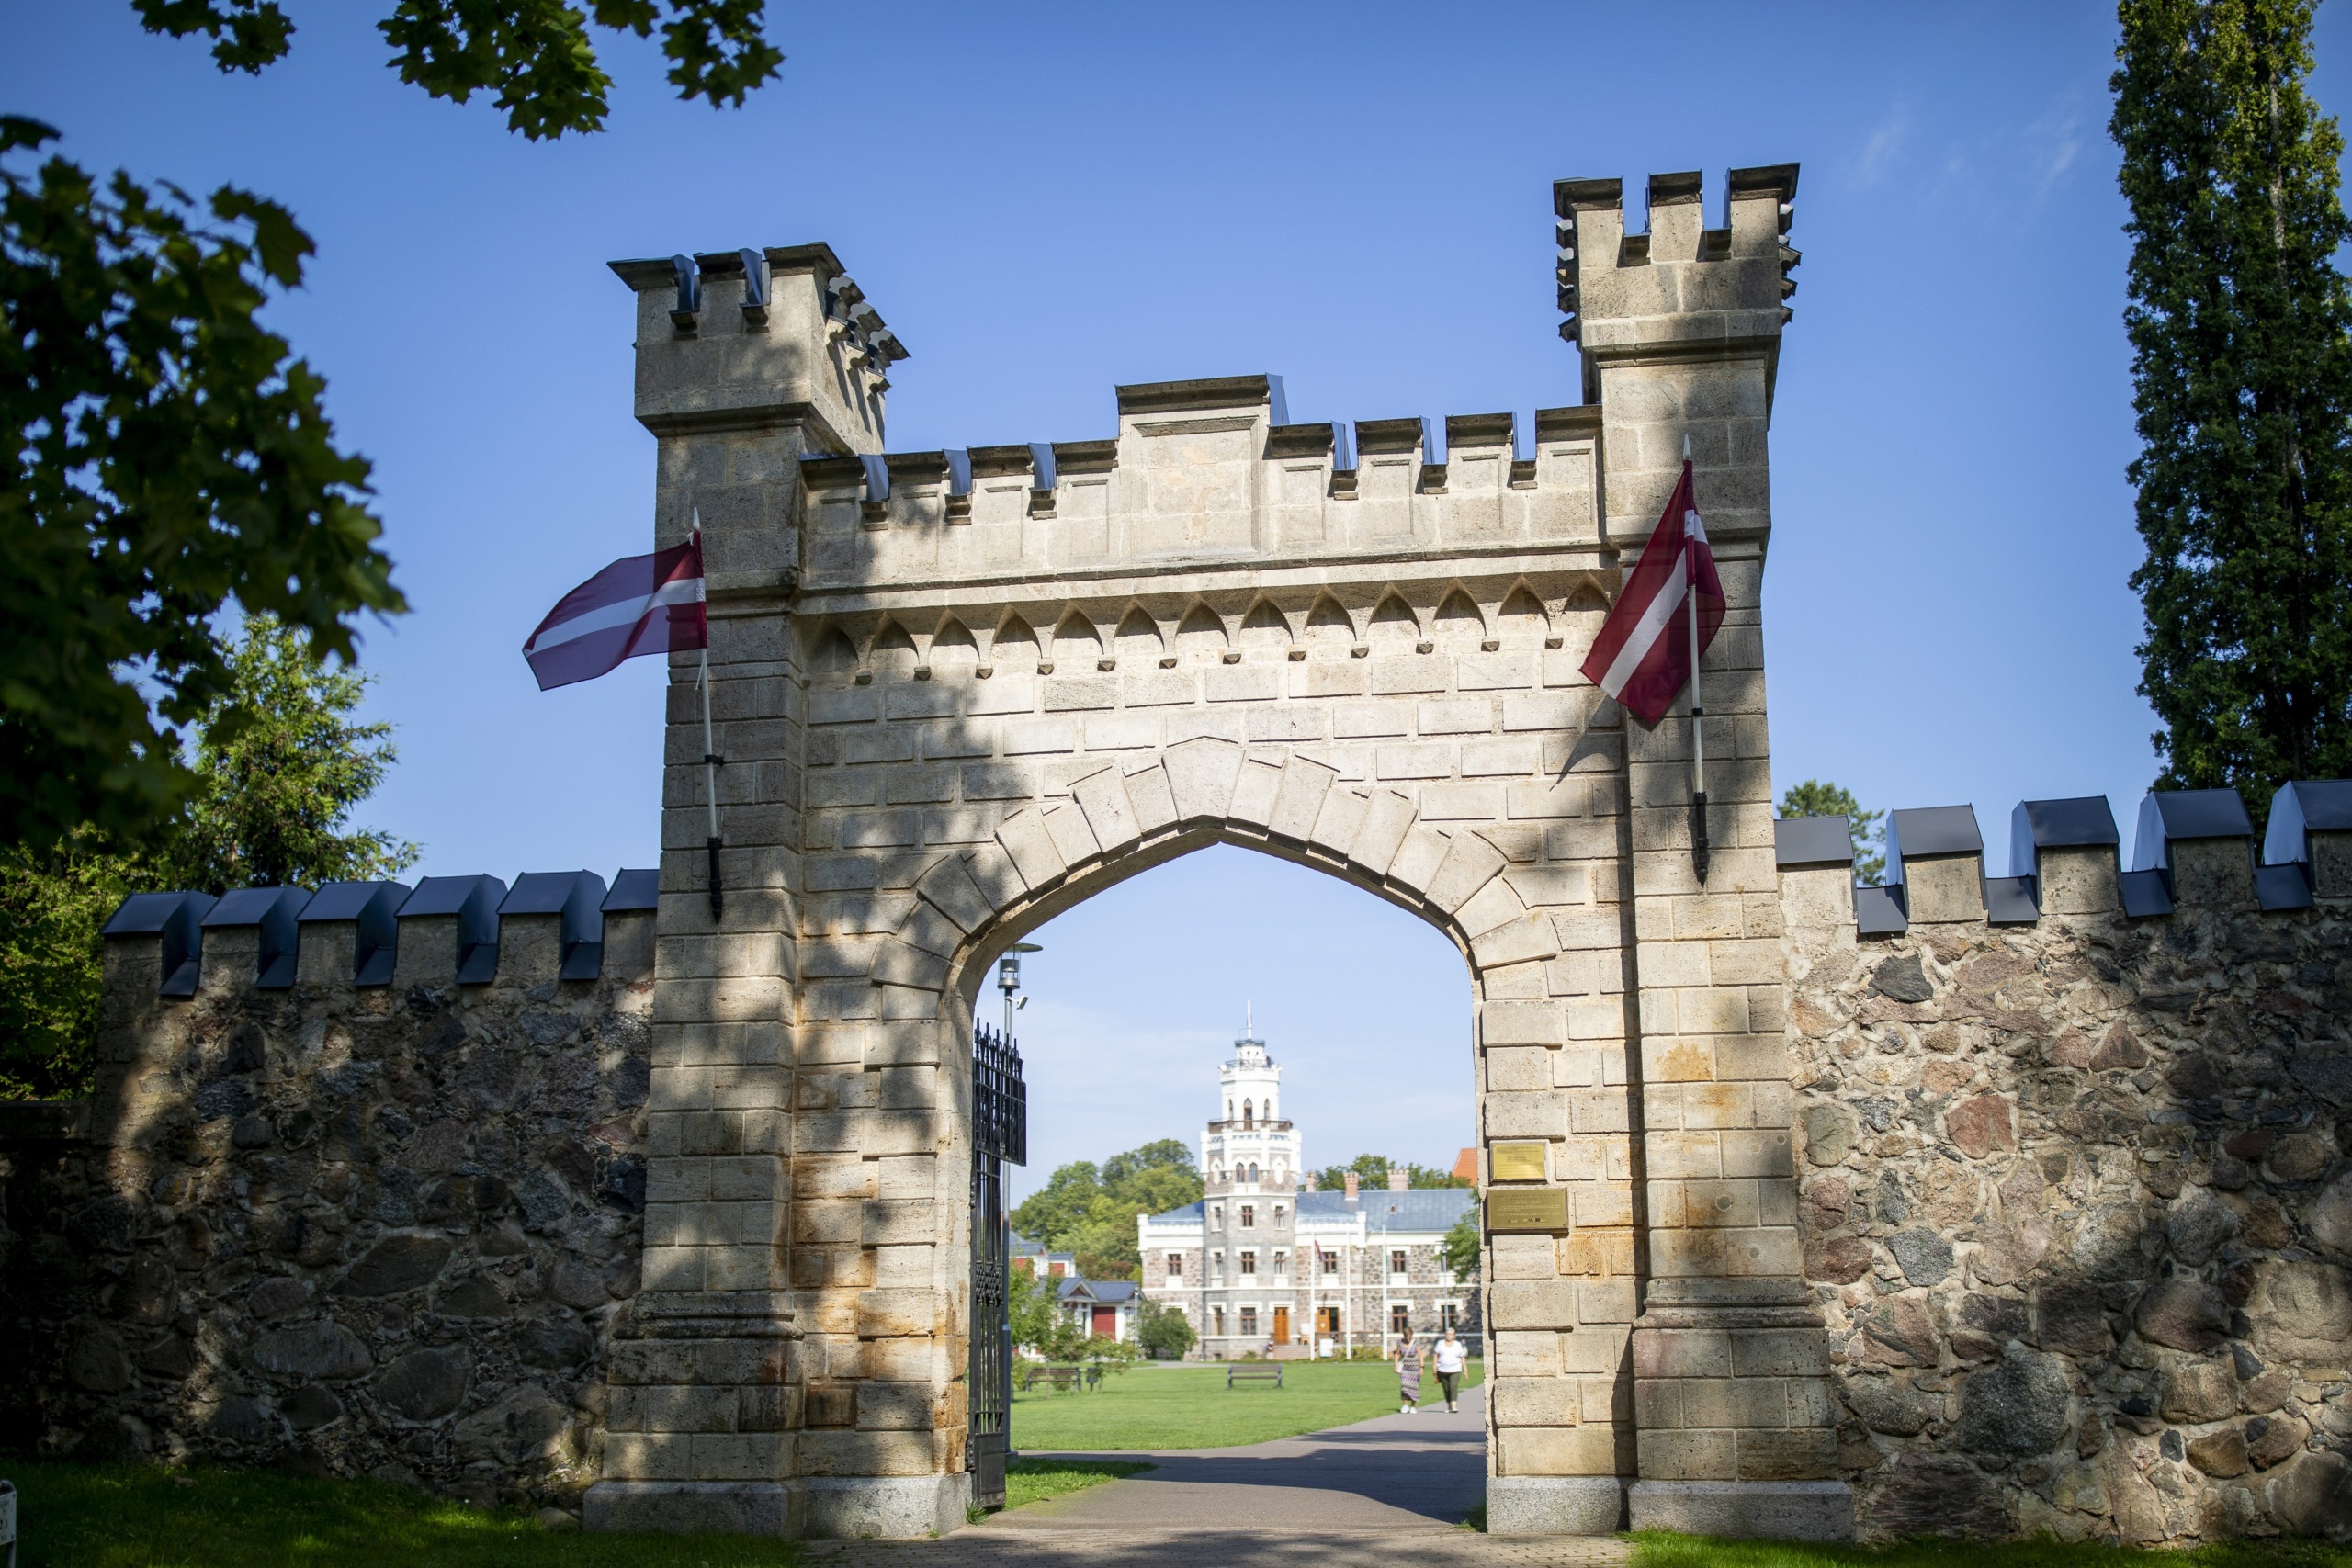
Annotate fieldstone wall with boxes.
[0,904,656,1524]
[1783,847,2352,1544]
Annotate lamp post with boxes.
[997,942,1040,1036]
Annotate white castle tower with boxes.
[1200,1006,1298,1194]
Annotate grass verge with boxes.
[1628,1531,2351,1568]
[1001,1457,1155,1513]
[1010,1358,1484,1450]
[0,1456,800,1567]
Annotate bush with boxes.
[1136,1297,1195,1360]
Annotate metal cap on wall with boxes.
[201,886,313,988]
[1852,882,1908,937]
[1772,815,1853,870]
[502,871,608,981]
[300,881,412,986]
[101,891,219,997]
[2264,779,2352,870]
[1982,877,2041,926]
[2131,787,2253,873]
[602,868,659,913]
[2008,796,2119,887]
[1885,806,1981,885]
[399,874,509,984]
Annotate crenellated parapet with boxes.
[1777,782,2352,942]
[789,378,1610,602]
[99,870,657,1000]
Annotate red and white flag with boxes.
[1579,461,1724,726]
[523,533,707,691]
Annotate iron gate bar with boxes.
[967,1021,1025,1512]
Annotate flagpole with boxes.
[1684,437,1711,886]
[695,518,725,920]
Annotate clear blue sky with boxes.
[12,5,2346,1192]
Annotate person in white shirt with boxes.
[1431,1327,1468,1413]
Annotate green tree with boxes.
[1011,1140,1205,1281]
[1009,1266,1059,1357]
[1441,1204,1482,1284]
[2,118,402,852]
[1778,780,1886,884]
[0,614,416,1100]
[0,834,137,1100]
[136,1,785,141]
[1010,1160,1102,1255]
[1136,1297,1196,1360]
[1310,1153,1473,1193]
[158,613,418,893]
[2113,0,2352,816]
[7,6,787,853]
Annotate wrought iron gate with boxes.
[968,1021,1026,1511]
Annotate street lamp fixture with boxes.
[998,942,1041,1035]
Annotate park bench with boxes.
[1022,1365,1108,1393]
[1227,1363,1283,1389]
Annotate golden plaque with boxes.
[1487,1141,1548,1182]
[1486,1188,1569,1233]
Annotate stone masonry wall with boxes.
[1783,846,2352,1543]
[0,902,656,1524]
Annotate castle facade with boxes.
[1136,1029,1478,1359]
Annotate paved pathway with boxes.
[805,1387,1634,1568]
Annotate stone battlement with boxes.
[791,386,1608,598]
[1778,780,2352,936]
[96,870,660,998]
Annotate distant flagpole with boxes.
[694,513,725,919]
[1683,436,1710,885]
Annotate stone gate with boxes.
[590,164,1840,1539]
[11,159,2352,1547]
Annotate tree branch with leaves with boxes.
[134,0,785,140]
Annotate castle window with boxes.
[1239,1251,1257,1277]
[1390,1249,1408,1279]
[1240,1306,1258,1336]
[1213,1306,1226,1336]
[1167,1254,1182,1280]
[1272,1205,1284,1224]
[1321,1249,1340,1277]
[1242,1099,1253,1127]
[1239,1205,1254,1228]
[1390,1303,1410,1337]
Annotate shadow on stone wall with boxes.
[0,907,655,1523]
[1786,859,2352,1543]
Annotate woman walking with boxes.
[1432,1326,1467,1413]
[1393,1333,1423,1415]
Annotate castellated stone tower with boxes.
[1202,1023,1299,1192]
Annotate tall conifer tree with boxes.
[2112,0,2352,816]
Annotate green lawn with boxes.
[1011,1358,1483,1451]
[1000,1457,1155,1513]
[0,1458,798,1568]
[1628,1532,2350,1568]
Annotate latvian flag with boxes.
[522,532,707,690]
[1578,460,1724,726]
